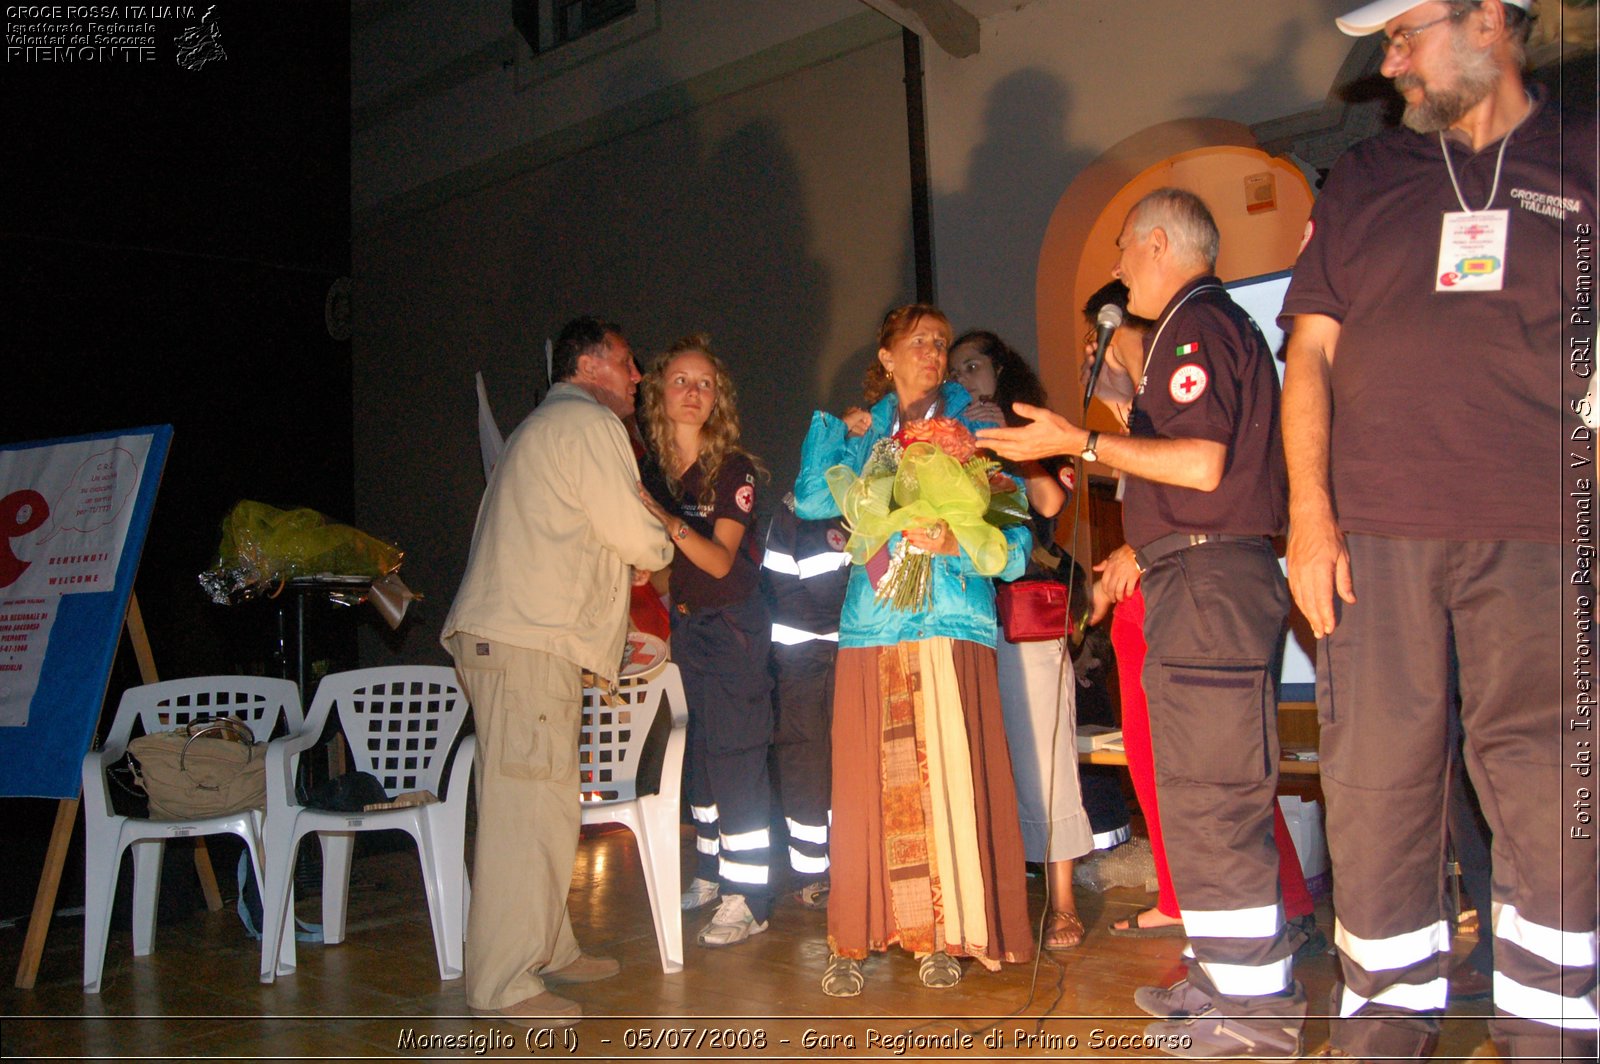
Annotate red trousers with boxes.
[1111,587,1313,920]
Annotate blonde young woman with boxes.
[793,304,1033,997]
[637,334,775,949]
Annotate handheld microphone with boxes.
[1082,303,1124,406]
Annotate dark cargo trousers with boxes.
[1142,539,1306,1026]
[675,594,776,921]
[1319,535,1597,1063]
[772,640,836,880]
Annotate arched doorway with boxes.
[1035,120,1315,433]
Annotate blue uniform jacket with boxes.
[793,382,1027,650]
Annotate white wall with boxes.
[922,0,1354,360]
[351,3,916,662]
[354,0,866,221]
[355,2,1361,322]
[349,0,1368,664]
[355,0,1364,362]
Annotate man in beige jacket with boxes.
[442,316,673,1027]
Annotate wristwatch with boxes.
[1081,431,1101,463]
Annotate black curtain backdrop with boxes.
[3,1,352,919]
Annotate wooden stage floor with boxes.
[1,824,1500,1060]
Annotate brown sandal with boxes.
[1045,910,1085,951]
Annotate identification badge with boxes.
[1436,210,1507,292]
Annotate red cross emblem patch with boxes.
[825,527,847,553]
[735,484,755,513]
[1169,363,1208,404]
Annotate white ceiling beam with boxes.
[858,0,981,58]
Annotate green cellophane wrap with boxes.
[198,500,403,604]
[825,441,1019,610]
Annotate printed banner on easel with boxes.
[0,426,171,798]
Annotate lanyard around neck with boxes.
[1439,92,1533,214]
[1139,283,1223,392]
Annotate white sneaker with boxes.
[681,877,719,911]
[696,894,767,948]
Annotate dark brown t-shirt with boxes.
[1279,90,1594,543]
[1122,276,1288,548]
[643,451,761,612]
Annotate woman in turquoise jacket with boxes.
[795,303,1033,998]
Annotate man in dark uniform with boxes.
[981,188,1302,1059]
[1282,2,1597,1060]
[760,493,851,905]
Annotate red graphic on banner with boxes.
[0,490,50,589]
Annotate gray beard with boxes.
[1397,32,1500,134]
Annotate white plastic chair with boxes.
[258,666,474,984]
[81,676,302,993]
[579,659,688,974]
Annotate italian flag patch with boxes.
[1176,341,1199,357]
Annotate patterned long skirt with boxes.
[826,637,1033,968]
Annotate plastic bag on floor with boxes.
[1073,836,1159,893]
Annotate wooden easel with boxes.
[12,593,223,990]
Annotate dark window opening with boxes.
[514,0,637,56]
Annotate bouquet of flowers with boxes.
[824,417,1029,611]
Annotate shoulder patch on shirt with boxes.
[1297,219,1315,256]
[1169,363,1209,404]
[825,527,847,553]
[735,483,755,513]
[1176,341,1199,357]
[1058,465,1076,492]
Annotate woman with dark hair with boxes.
[794,304,1033,998]
[637,333,775,949]
[951,330,1093,951]
[950,330,1067,511]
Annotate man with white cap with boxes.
[1280,2,1597,1060]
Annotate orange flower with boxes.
[897,416,977,463]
